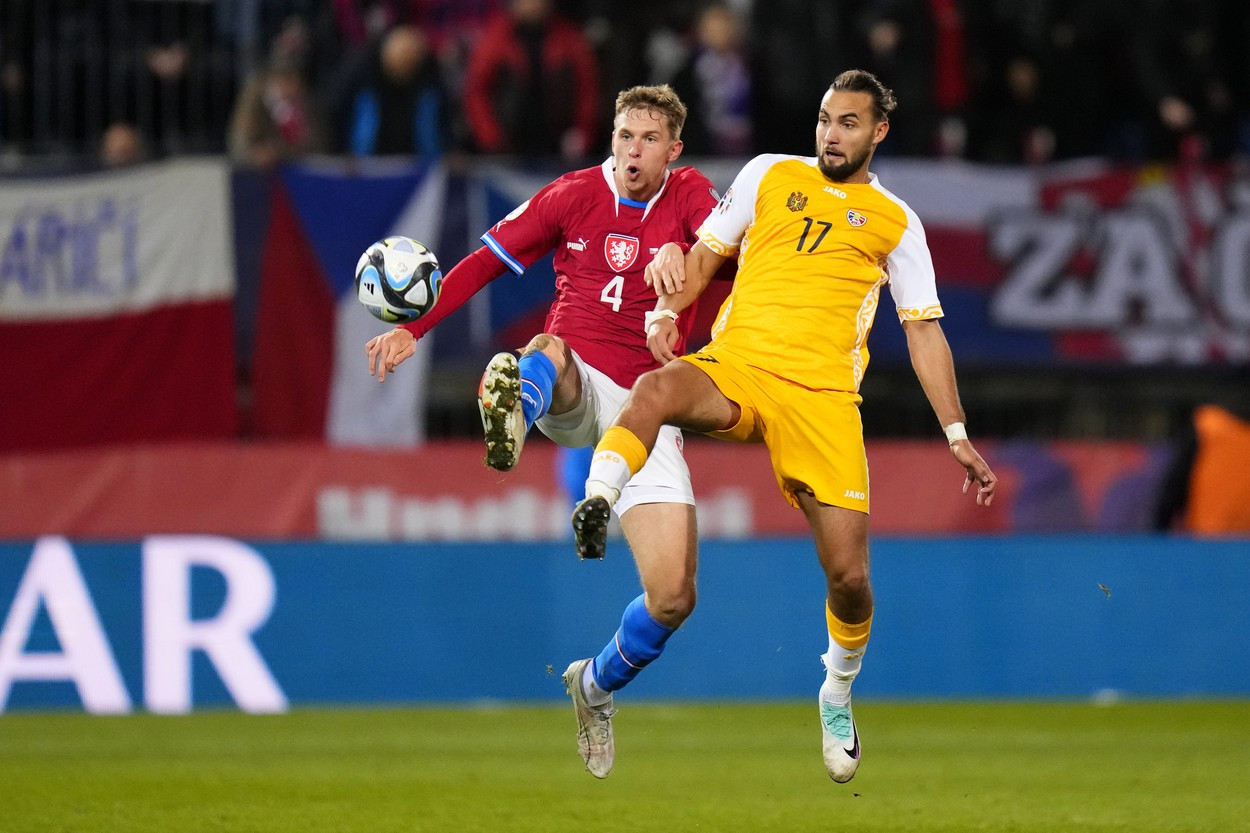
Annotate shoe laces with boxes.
[821,704,853,741]
[587,706,616,745]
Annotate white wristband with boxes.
[944,422,968,445]
[644,309,679,332]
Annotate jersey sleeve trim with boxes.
[697,227,739,257]
[897,305,945,321]
[480,231,524,275]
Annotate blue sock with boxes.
[517,351,556,431]
[593,594,674,692]
[557,445,594,507]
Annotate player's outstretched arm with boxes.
[647,242,727,364]
[902,318,998,506]
[364,246,511,382]
[366,328,416,382]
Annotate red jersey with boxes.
[481,159,720,388]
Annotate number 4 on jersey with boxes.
[600,274,625,311]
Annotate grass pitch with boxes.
[1,700,1247,833]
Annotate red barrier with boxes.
[0,437,1170,540]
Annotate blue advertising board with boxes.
[1,536,1247,713]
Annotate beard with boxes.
[816,143,871,181]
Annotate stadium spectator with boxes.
[967,52,1057,164]
[99,122,149,168]
[227,17,326,168]
[1133,0,1236,161]
[927,0,971,157]
[571,69,997,784]
[461,0,600,161]
[407,0,503,154]
[327,24,449,157]
[366,85,722,779]
[668,2,752,156]
[0,0,31,153]
[126,0,238,156]
[850,0,940,157]
[332,0,413,48]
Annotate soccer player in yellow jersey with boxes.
[570,69,998,783]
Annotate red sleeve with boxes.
[400,246,509,339]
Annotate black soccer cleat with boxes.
[571,496,611,560]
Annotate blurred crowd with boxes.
[3,0,1250,170]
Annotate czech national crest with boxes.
[605,233,639,271]
[787,191,808,212]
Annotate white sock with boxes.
[585,448,634,506]
[821,635,866,707]
[581,662,612,707]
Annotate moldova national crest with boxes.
[787,191,808,212]
[605,233,640,271]
[846,209,867,227]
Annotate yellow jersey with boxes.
[697,154,941,392]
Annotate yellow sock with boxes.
[596,426,649,477]
[826,604,872,651]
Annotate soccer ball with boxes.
[355,236,443,324]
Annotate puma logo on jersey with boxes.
[843,489,866,500]
[824,186,847,198]
[566,237,589,251]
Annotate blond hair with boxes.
[614,85,688,140]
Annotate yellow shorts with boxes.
[679,345,869,513]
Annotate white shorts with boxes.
[536,350,695,516]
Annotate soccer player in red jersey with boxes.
[366,85,722,779]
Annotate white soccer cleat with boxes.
[562,658,616,778]
[819,678,861,783]
[478,352,526,471]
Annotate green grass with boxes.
[1,701,1248,833]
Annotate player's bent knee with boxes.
[825,569,871,602]
[627,367,685,421]
[523,333,568,364]
[647,586,696,628]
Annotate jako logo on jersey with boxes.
[787,191,808,212]
[824,185,847,198]
[846,210,867,227]
[843,489,866,500]
[605,234,639,271]
[566,236,589,252]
